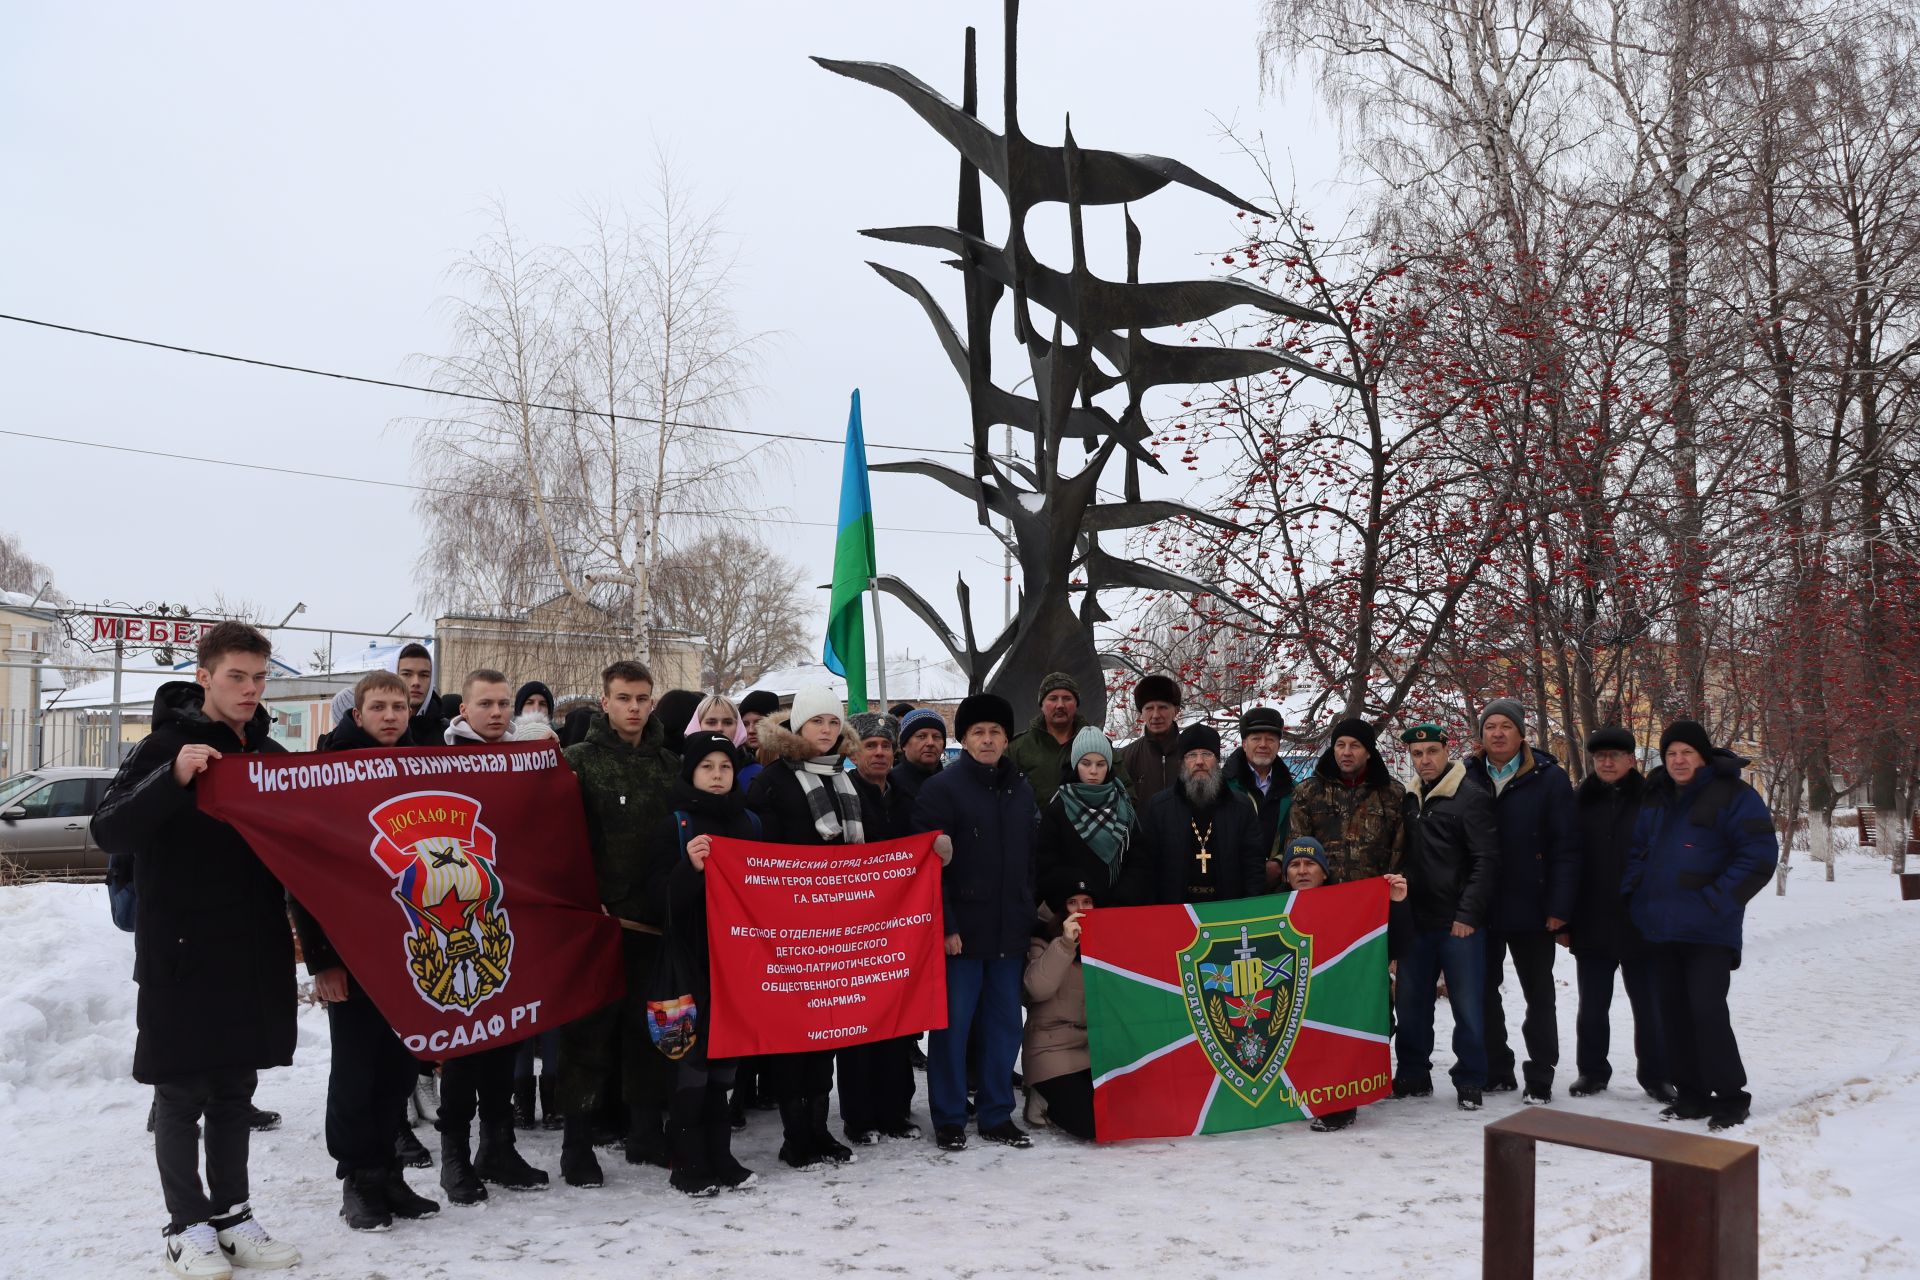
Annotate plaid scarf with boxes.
[792,755,866,844]
[1056,780,1135,873]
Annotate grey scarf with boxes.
[792,755,866,844]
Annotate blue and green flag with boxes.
[823,390,876,713]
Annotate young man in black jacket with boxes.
[1569,726,1669,1100]
[92,621,303,1278]
[289,672,441,1231]
[1393,723,1500,1112]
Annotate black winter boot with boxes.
[705,1096,755,1189]
[382,1163,440,1219]
[808,1094,854,1164]
[438,1129,486,1206]
[395,1124,432,1169]
[340,1169,393,1232]
[778,1098,821,1169]
[668,1119,720,1197]
[560,1115,604,1189]
[513,1078,537,1129]
[475,1119,549,1190]
[624,1104,669,1168]
[538,1075,563,1130]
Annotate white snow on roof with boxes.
[737,655,970,703]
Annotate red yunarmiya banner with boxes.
[704,833,948,1057]
[198,742,624,1060]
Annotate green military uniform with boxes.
[557,711,679,1154]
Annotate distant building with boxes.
[0,590,59,774]
[435,593,706,701]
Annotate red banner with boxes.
[198,742,624,1060]
[704,833,948,1057]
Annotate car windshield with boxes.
[0,773,44,808]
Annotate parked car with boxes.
[0,767,118,880]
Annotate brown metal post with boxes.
[1483,1125,1537,1279]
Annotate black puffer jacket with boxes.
[1400,760,1500,932]
[1570,769,1646,959]
[91,682,296,1084]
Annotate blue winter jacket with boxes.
[1623,749,1778,958]
[1464,745,1579,932]
[911,752,1039,961]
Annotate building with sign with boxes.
[0,590,60,774]
[434,594,706,701]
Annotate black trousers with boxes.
[438,1043,517,1136]
[558,930,672,1122]
[1574,951,1666,1085]
[836,1037,916,1135]
[765,1049,834,1103]
[1034,1072,1095,1141]
[154,1068,257,1232]
[325,991,417,1177]
[1483,929,1560,1090]
[1647,942,1747,1109]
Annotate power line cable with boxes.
[0,427,996,540]
[0,311,974,458]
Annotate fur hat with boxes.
[1586,725,1636,754]
[851,712,900,747]
[1133,674,1182,710]
[788,686,844,733]
[955,692,1016,740]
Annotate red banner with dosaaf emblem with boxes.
[704,833,947,1057]
[198,742,623,1060]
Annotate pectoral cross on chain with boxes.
[1191,820,1214,874]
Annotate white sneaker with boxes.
[211,1205,300,1270]
[163,1223,232,1279]
[413,1075,440,1125]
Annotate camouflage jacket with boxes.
[562,711,679,926]
[1286,748,1406,883]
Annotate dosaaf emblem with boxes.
[1177,915,1311,1106]
[368,791,514,1012]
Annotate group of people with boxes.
[91,623,1781,1280]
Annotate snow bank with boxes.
[0,858,1915,1278]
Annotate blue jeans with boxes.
[929,954,1023,1131]
[1394,927,1488,1089]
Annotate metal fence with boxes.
[0,707,119,775]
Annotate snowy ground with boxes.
[2,853,1915,1280]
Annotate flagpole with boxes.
[869,578,888,707]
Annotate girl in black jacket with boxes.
[1036,727,1138,904]
[647,732,761,1194]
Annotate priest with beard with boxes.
[1126,724,1268,905]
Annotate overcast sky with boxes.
[2,2,1348,683]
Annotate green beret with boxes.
[1399,723,1449,745]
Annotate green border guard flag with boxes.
[1081,878,1392,1141]
[822,390,875,713]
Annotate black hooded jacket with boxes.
[647,780,762,1045]
[91,682,297,1084]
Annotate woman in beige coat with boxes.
[1023,873,1101,1140]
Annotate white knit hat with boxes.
[787,685,844,732]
